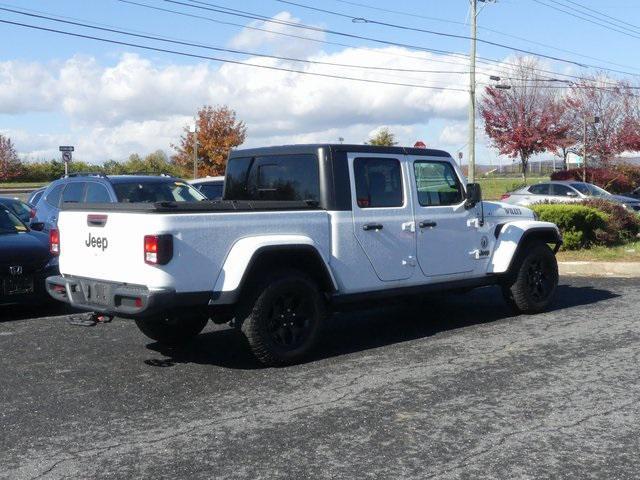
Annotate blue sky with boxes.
[1,0,639,164]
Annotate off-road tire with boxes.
[239,270,325,367]
[502,241,559,314]
[135,313,209,345]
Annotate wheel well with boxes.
[505,228,562,277]
[239,246,335,297]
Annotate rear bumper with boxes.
[45,275,210,318]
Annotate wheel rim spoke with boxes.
[266,291,313,349]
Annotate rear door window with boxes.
[353,157,403,208]
[62,182,85,203]
[45,184,63,207]
[528,184,550,195]
[197,183,224,200]
[85,182,112,203]
[552,184,576,197]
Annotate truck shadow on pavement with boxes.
[144,282,618,370]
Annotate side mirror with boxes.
[566,191,578,197]
[30,222,45,231]
[465,183,482,208]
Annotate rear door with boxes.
[409,158,476,277]
[349,153,416,281]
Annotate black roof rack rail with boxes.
[124,172,174,177]
[63,172,108,179]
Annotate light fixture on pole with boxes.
[582,115,600,182]
[189,123,198,180]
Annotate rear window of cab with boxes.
[224,154,320,203]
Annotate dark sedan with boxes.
[0,207,58,307]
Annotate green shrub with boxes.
[531,204,608,250]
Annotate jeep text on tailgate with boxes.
[47,144,562,366]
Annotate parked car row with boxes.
[1,173,225,309]
[501,180,640,212]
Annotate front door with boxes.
[350,153,416,281]
[410,158,477,277]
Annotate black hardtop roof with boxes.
[229,143,452,159]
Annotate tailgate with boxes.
[57,210,174,289]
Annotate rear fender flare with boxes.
[211,235,337,304]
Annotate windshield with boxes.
[113,180,206,203]
[570,183,610,197]
[0,208,28,234]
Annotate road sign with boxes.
[62,151,72,162]
[414,141,426,148]
[59,146,74,152]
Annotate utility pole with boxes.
[468,0,477,183]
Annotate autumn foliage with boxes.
[480,58,570,180]
[173,105,247,177]
[0,134,23,181]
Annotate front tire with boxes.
[502,241,558,314]
[239,270,325,367]
[135,313,208,345]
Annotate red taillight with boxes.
[500,193,511,200]
[29,208,36,219]
[50,228,60,256]
[144,234,173,265]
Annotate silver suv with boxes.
[33,173,206,231]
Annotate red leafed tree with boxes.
[0,134,23,181]
[480,58,570,181]
[564,78,636,164]
[618,88,640,152]
[172,105,247,177]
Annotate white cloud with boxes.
[0,37,478,162]
[228,11,326,58]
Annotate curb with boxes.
[559,261,640,278]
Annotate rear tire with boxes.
[135,313,208,345]
[238,270,325,367]
[502,241,558,314]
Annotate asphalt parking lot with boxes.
[1,277,639,479]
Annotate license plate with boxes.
[87,282,109,305]
[4,276,34,295]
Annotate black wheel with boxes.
[135,312,208,345]
[502,241,558,314]
[239,270,325,366]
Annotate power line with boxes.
[274,0,640,76]
[560,0,640,32]
[325,0,640,72]
[533,0,640,41]
[120,0,635,89]
[0,18,469,92]
[0,5,473,80]
[165,0,640,85]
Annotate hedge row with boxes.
[531,201,640,250]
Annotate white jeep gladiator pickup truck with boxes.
[47,144,562,366]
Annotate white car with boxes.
[47,144,562,366]
[501,180,640,212]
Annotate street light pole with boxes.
[468,0,477,183]
[582,115,600,182]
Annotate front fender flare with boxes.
[488,221,562,274]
